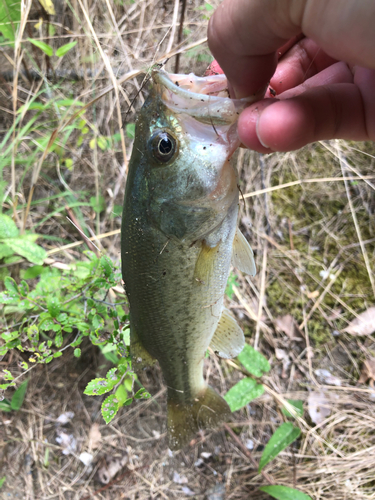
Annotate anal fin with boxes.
[232,228,256,276]
[210,308,245,359]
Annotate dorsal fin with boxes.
[210,308,245,359]
[232,228,256,276]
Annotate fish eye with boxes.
[149,130,178,164]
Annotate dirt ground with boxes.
[1,0,375,499]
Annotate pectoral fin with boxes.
[210,308,245,359]
[130,326,156,373]
[194,241,220,286]
[232,228,256,276]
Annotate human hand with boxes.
[208,0,375,152]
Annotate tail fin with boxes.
[167,386,231,450]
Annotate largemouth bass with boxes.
[121,69,260,450]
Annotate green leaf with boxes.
[40,318,54,331]
[134,387,150,399]
[71,335,83,347]
[224,378,264,412]
[100,255,113,278]
[259,423,301,472]
[22,265,44,279]
[97,136,108,151]
[90,195,105,213]
[84,377,117,396]
[47,297,60,318]
[115,383,127,405]
[2,369,13,380]
[0,476,5,488]
[4,277,19,295]
[0,383,15,389]
[125,123,135,139]
[28,38,53,56]
[55,41,77,57]
[0,214,18,238]
[259,485,312,500]
[0,400,12,412]
[237,343,270,378]
[27,325,39,344]
[111,204,122,217]
[282,400,304,418]
[225,271,238,299]
[54,330,63,348]
[56,99,84,108]
[10,379,28,410]
[101,394,120,424]
[74,348,81,357]
[6,237,46,265]
[0,0,21,42]
[0,244,14,259]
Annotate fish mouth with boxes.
[152,68,262,127]
[152,68,264,155]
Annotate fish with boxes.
[121,68,261,450]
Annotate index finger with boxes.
[208,0,303,97]
[208,0,375,98]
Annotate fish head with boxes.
[129,69,258,242]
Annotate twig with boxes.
[174,0,187,73]
[243,175,375,199]
[166,0,180,56]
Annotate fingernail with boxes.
[256,112,269,149]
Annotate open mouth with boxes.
[152,69,253,126]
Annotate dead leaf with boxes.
[181,486,195,496]
[173,471,188,484]
[275,314,302,339]
[88,423,101,450]
[79,452,93,467]
[275,348,291,378]
[327,309,342,321]
[56,430,77,455]
[358,357,375,386]
[98,455,128,484]
[314,369,342,386]
[343,307,375,336]
[307,391,331,425]
[38,0,56,15]
[56,411,74,425]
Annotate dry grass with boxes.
[1,0,375,499]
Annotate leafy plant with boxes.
[0,249,153,424]
[0,0,21,43]
[225,345,309,499]
[0,379,28,412]
[28,39,77,58]
[0,214,46,265]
